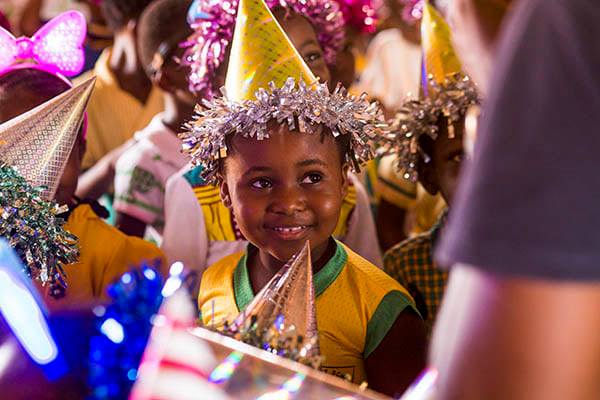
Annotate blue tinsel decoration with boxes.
[88,264,164,399]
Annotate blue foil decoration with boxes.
[88,264,164,399]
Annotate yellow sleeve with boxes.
[376,155,417,210]
[99,235,167,298]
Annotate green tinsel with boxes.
[0,163,79,298]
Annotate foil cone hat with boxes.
[421,1,461,85]
[0,76,95,200]
[232,241,319,354]
[224,0,318,102]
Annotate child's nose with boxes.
[269,185,307,215]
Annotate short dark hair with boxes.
[101,0,155,31]
[0,68,70,108]
[137,0,193,71]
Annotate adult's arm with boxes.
[431,265,600,399]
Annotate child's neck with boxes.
[109,33,152,104]
[161,94,196,134]
[248,238,337,294]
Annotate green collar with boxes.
[233,240,348,312]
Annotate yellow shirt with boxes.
[198,241,417,384]
[41,204,166,310]
[376,155,446,235]
[77,49,164,169]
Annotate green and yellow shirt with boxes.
[198,241,417,384]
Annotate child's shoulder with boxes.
[66,205,164,267]
[385,231,434,264]
[341,243,408,296]
[204,251,246,278]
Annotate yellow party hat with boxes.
[421,1,462,84]
[225,0,317,102]
[0,76,95,201]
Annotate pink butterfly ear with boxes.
[0,26,19,72]
[31,11,87,76]
[0,11,86,77]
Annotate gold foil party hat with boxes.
[0,76,95,201]
[224,0,318,102]
[232,241,320,355]
[421,1,462,84]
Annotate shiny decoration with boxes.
[131,290,229,400]
[0,77,95,200]
[209,351,244,384]
[399,0,423,25]
[0,11,86,77]
[213,242,322,369]
[182,77,383,183]
[421,1,461,84]
[256,372,306,400]
[225,0,318,101]
[334,0,380,33]
[88,265,164,400]
[0,164,79,298]
[184,0,344,97]
[377,74,479,182]
[398,368,438,400]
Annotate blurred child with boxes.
[381,3,479,333]
[0,12,165,308]
[162,0,382,291]
[190,0,426,395]
[112,0,193,240]
[329,0,379,89]
[75,0,162,200]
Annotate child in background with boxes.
[161,0,381,291]
[0,14,165,308]
[190,0,426,395]
[381,3,479,333]
[329,0,379,90]
[75,0,163,200]
[112,0,194,240]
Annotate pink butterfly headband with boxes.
[0,10,86,77]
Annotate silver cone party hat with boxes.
[0,76,95,200]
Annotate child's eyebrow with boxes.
[242,166,274,178]
[296,159,327,168]
[299,39,319,49]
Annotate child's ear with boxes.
[418,162,440,196]
[340,163,350,198]
[219,176,233,209]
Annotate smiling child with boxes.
[185,0,427,395]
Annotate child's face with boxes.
[220,124,349,263]
[273,9,331,84]
[156,44,198,106]
[419,119,465,205]
[0,91,83,206]
[330,32,356,89]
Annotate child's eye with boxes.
[301,173,323,184]
[305,52,322,63]
[452,153,465,164]
[450,152,464,163]
[250,178,273,189]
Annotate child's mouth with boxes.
[268,225,311,240]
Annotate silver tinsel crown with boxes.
[377,73,480,182]
[181,78,386,183]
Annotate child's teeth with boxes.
[275,226,304,232]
